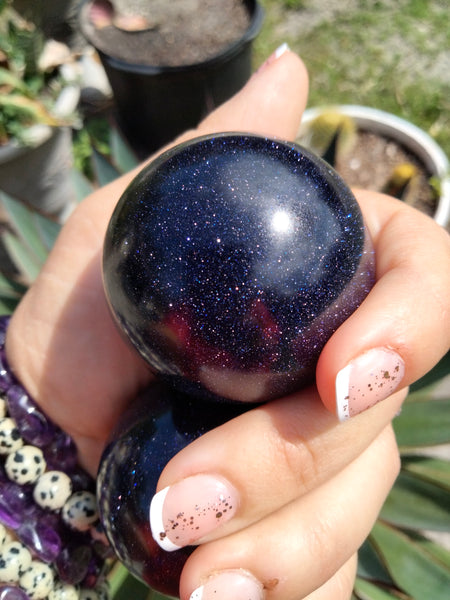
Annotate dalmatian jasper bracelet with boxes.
[0,317,111,600]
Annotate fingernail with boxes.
[256,43,290,74]
[150,474,239,551]
[335,348,405,421]
[190,569,264,600]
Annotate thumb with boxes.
[178,46,309,145]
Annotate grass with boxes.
[254,0,450,156]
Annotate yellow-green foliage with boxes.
[0,1,62,144]
[301,112,357,163]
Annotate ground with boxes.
[255,0,450,156]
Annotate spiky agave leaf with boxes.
[356,354,450,600]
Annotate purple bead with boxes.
[0,348,13,393]
[91,538,115,560]
[55,544,93,585]
[0,586,30,600]
[6,385,56,447]
[0,481,33,529]
[82,554,103,589]
[43,430,78,472]
[17,517,62,563]
[0,315,10,343]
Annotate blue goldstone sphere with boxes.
[103,133,375,403]
[97,383,250,596]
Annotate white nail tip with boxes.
[335,363,351,421]
[274,42,289,59]
[149,486,182,552]
[189,587,204,600]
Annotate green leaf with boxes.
[406,531,450,570]
[0,271,25,313]
[357,538,393,584]
[370,521,450,600]
[0,66,31,95]
[91,149,120,187]
[410,352,450,393]
[393,399,450,448]
[70,168,94,203]
[146,590,173,600]
[0,271,27,297]
[402,456,450,491]
[0,192,48,265]
[0,93,60,126]
[108,563,149,600]
[354,578,403,600]
[0,295,20,314]
[110,126,139,173]
[380,470,450,531]
[1,230,41,282]
[33,212,61,252]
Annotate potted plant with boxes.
[297,105,450,229]
[79,0,264,157]
[0,0,80,221]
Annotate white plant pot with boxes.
[0,85,80,221]
[0,126,76,220]
[298,105,450,228]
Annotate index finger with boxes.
[317,190,450,419]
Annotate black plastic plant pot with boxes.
[81,1,264,157]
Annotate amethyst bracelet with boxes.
[0,316,112,600]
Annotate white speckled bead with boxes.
[0,396,6,417]
[0,523,6,549]
[4,445,46,485]
[0,522,14,549]
[0,540,32,583]
[33,470,73,511]
[48,580,80,600]
[0,417,23,455]
[62,491,98,531]
[19,560,54,599]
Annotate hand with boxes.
[5,48,450,600]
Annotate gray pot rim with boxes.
[0,125,54,164]
[299,105,450,228]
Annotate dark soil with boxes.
[335,131,437,219]
[85,0,251,67]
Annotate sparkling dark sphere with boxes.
[103,134,375,403]
[97,383,250,596]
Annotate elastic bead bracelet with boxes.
[0,316,112,600]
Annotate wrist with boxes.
[0,315,112,599]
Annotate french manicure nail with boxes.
[256,42,290,74]
[335,348,405,421]
[189,569,264,600]
[150,474,239,551]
